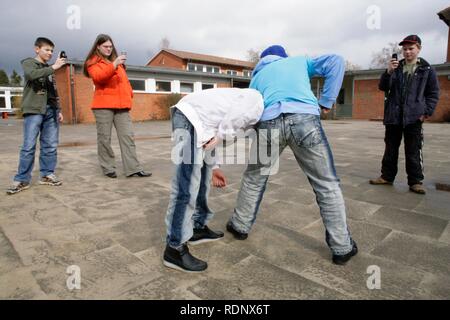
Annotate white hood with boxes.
[174,88,264,148]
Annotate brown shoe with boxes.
[369,177,393,185]
[409,184,426,195]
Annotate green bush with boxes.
[158,93,183,109]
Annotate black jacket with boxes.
[379,58,440,126]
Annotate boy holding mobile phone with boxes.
[6,37,66,195]
[370,35,440,194]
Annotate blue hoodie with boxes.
[250,54,345,121]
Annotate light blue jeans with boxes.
[165,108,215,248]
[14,106,60,183]
[229,113,354,255]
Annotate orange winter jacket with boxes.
[87,56,133,109]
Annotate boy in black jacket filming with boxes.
[370,35,440,194]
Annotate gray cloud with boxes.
[0,0,448,75]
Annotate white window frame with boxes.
[243,70,252,78]
[227,70,238,76]
[180,81,195,94]
[201,83,216,91]
[155,80,173,94]
[187,63,220,74]
[128,78,147,93]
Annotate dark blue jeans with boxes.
[165,108,214,248]
[14,106,59,183]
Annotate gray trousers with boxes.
[93,109,143,176]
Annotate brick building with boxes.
[147,48,255,81]
[54,55,253,124]
[52,6,450,124]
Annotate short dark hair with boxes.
[34,37,55,48]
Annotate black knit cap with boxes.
[399,35,422,46]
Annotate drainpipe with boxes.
[68,63,77,124]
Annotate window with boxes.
[187,63,204,72]
[180,82,194,93]
[202,83,215,90]
[227,70,238,76]
[156,81,171,92]
[187,63,219,74]
[129,79,146,92]
[243,70,252,78]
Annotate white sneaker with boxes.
[39,174,62,186]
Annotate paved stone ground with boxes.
[1,118,450,300]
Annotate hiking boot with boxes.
[409,184,426,195]
[163,243,207,273]
[369,177,393,185]
[226,221,248,240]
[39,174,62,186]
[189,225,224,245]
[332,241,358,265]
[6,181,30,195]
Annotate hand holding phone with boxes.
[388,53,399,74]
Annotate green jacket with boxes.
[21,57,59,114]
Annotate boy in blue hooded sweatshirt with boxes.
[227,45,358,265]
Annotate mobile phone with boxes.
[59,51,67,59]
[392,53,398,61]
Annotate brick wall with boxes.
[352,79,384,120]
[431,76,450,122]
[352,76,450,122]
[147,52,185,69]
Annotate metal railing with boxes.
[0,86,23,115]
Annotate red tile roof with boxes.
[438,6,450,26]
[148,49,255,69]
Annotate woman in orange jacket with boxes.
[83,34,151,178]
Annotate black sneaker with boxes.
[189,225,224,245]
[226,221,248,240]
[105,172,117,179]
[332,241,358,265]
[163,243,207,273]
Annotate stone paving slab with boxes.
[1,119,450,300]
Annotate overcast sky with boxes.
[0,0,448,74]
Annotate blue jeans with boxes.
[165,108,214,248]
[14,106,60,183]
[229,113,353,255]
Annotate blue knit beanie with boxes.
[260,45,288,58]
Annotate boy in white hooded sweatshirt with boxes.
[163,88,263,273]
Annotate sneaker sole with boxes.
[188,237,223,246]
[163,260,207,273]
[6,185,30,195]
[38,181,63,186]
[369,181,393,185]
[409,189,426,195]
